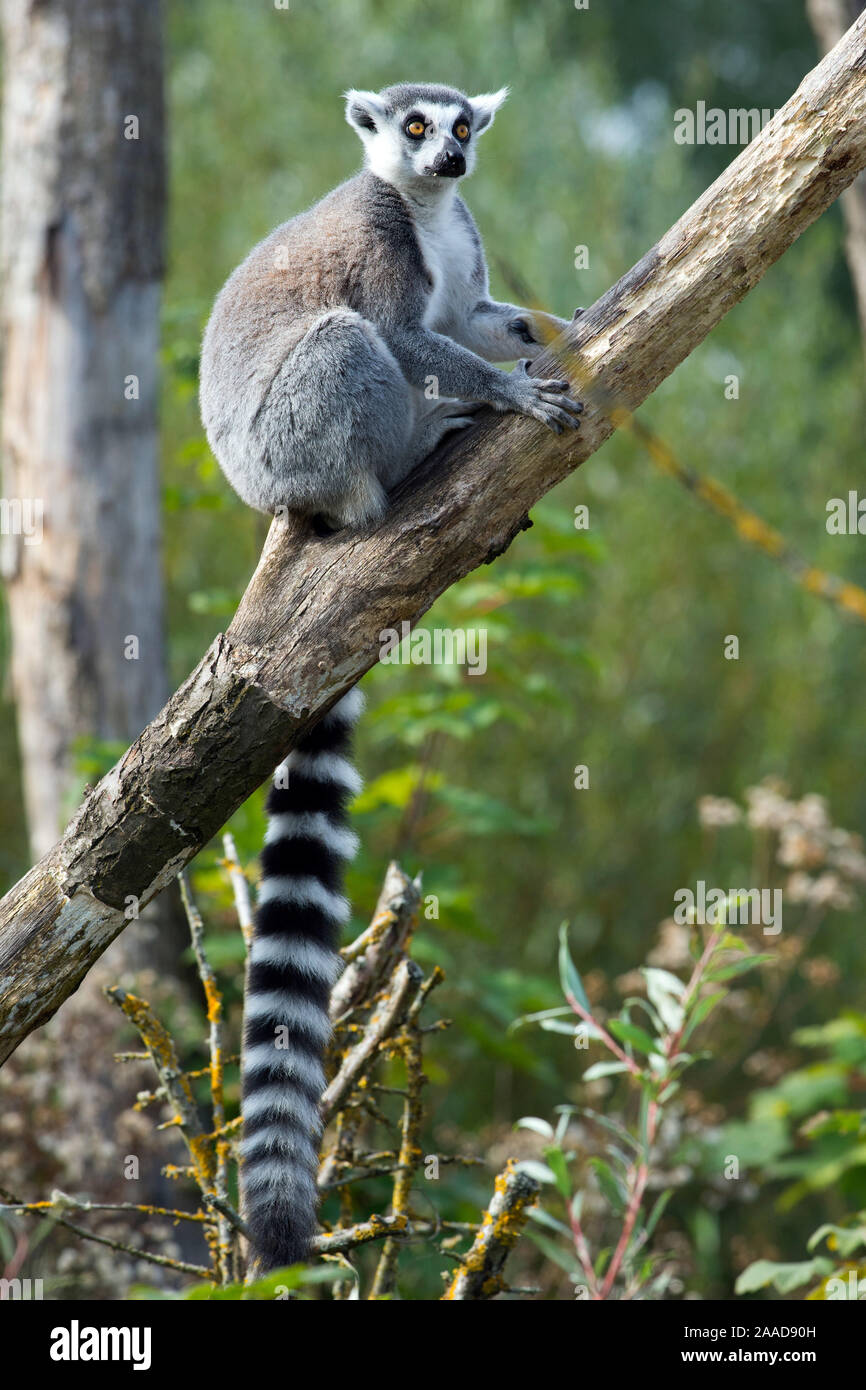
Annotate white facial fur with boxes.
[345,86,508,196]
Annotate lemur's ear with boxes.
[344,89,387,135]
[469,87,509,134]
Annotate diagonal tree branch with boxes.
[2,13,866,1066]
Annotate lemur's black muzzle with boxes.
[428,143,466,178]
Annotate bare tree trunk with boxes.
[0,0,195,1292]
[807,0,866,346]
[0,0,166,858]
[1,9,865,1071]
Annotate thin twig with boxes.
[331,863,421,1019]
[221,832,254,947]
[321,958,423,1125]
[369,1028,426,1299]
[202,1192,249,1240]
[0,1194,210,1225]
[180,871,233,1281]
[0,1187,214,1281]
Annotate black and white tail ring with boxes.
[240,686,364,1272]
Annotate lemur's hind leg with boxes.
[312,397,481,532]
[400,396,483,473]
[253,307,413,529]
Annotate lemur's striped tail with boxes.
[241,687,363,1273]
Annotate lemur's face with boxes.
[345,83,508,193]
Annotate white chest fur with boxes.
[411,197,478,334]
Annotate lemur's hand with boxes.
[506,359,583,435]
[573,307,584,319]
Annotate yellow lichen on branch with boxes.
[11,858,539,1297]
[441,1161,541,1301]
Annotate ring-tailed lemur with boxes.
[199,82,583,1273]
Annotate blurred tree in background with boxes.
[1,0,864,1298]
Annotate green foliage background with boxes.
[1,0,864,1297]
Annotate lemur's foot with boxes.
[428,398,484,438]
[572,307,585,319]
[428,397,484,419]
[508,359,583,435]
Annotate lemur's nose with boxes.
[433,143,466,177]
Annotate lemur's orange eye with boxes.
[454,122,470,140]
[406,119,426,138]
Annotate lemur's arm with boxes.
[384,322,583,432]
[366,195,582,432]
[448,199,580,363]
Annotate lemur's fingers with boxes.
[537,390,583,414]
[510,361,583,429]
[533,376,579,398]
[534,385,583,415]
[444,415,478,430]
[533,403,582,432]
[572,307,585,319]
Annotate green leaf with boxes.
[807,1223,866,1257]
[802,1110,865,1139]
[609,1018,657,1055]
[558,922,590,1013]
[642,968,686,1032]
[543,1145,573,1200]
[515,1159,558,1185]
[735,1257,833,1295]
[574,1107,642,1152]
[528,1206,574,1239]
[704,954,773,983]
[583,1060,630,1082]
[719,933,749,953]
[354,766,438,813]
[622,995,664,1033]
[516,1116,555,1140]
[682,992,726,1044]
[606,1144,634,1173]
[509,1005,574,1033]
[644,1189,673,1242]
[639,1089,650,1147]
[589,1157,627,1214]
[173,1264,344,1300]
[527,1230,581,1275]
[642,966,687,999]
[594,1246,612,1277]
[554,1108,574,1145]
